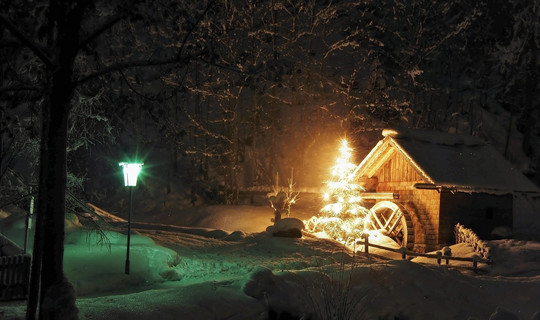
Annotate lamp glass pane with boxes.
[119,162,143,186]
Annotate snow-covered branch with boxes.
[75,56,192,84]
[76,0,216,85]
[0,84,43,94]
[79,13,125,50]
[0,15,53,68]
[180,105,234,145]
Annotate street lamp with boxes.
[118,162,143,275]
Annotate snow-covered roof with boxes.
[357,128,540,193]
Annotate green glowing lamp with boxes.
[119,162,143,187]
[118,161,143,275]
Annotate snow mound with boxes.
[243,266,277,299]
[266,217,305,237]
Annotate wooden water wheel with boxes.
[369,201,414,249]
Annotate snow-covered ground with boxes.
[1,205,540,320]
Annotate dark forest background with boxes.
[2,0,539,209]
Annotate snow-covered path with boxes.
[2,205,540,320]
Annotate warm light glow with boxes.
[119,162,143,187]
[304,139,407,249]
[304,139,373,247]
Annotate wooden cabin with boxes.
[356,128,540,252]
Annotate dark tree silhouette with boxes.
[1,0,215,318]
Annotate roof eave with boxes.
[414,182,540,195]
[388,137,434,184]
[355,136,435,184]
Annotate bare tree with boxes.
[1,0,215,318]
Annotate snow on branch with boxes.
[0,15,53,68]
[180,106,234,145]
[77,0,217,85]
[75,56,192,85]
[0,84,44,94]
[79,13,125,50]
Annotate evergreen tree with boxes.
[306,139,371,246]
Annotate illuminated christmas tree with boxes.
[305,139,371,246]
[321,139,363,217]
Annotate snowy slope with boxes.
[1,205,540,320]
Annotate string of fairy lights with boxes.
[305,139,379,247]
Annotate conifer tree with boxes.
[306,139,371,246]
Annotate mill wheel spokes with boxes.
[369,201,407,246]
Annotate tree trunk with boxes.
[27,1,83,318]
[41,70,77,320]
[28,67,77,320]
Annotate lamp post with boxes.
[119,162,143,275]
[24,189,34,254]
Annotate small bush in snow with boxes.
[267,172,299,224]
[302,250,367,320]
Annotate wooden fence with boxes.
[454,223,491,260]
[1,234,31,301]
[357,233,492,270]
